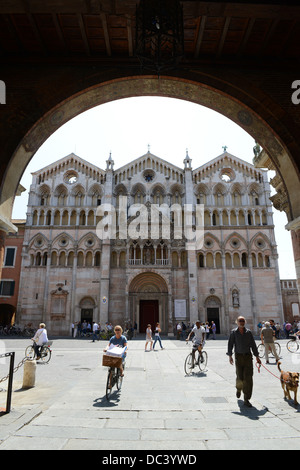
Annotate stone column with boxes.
[183,151,198,325]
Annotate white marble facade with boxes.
[16,150,284,335]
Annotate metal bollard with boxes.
[22,360,36,389]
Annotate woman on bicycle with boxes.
[32,323,48,360]
[104,325,127,377]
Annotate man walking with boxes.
[227,316,261,407]
[261,321,280,363]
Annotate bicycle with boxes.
[257,341,281,359]
[184,342,207,375]
[25,340,53,364]
[103,354,125,400]
[287,335,300,353]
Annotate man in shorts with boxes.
[186,320,206,368]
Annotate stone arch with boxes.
[204,295,222,334]
[128,271,169,294]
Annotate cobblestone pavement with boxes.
[0,336,300,450]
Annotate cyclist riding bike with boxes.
[31,322,48,360]
[186,320,206,368]
[104,325,128,377]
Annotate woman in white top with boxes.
[32,323,48,359]
[145,324,153,351]
[153,322,164,350]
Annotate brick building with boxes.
[0,220,25,327]
[280,280,300,323]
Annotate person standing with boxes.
[92,322,99,342]
[176,322,182,340]
[211,321,217,340]
[260,321,280,364]
[205,322,210,340]
[153,323,164,350]
[284,321,292,338]
[227,316,261,408]
[145,324,153,351]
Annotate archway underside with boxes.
[1,75,300,226]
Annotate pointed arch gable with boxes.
[224,231,248,249]
[250,231,272,249]
[51,232,75,248]
[28,232,49,249]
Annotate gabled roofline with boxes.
[193,151,265,174]
[114,151,184,173]
[31,153,105,175]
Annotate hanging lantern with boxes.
[135,0,184,75]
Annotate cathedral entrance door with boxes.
[81,308,93,327]
[139,300,159,334]
[207,307,220,334]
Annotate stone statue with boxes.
[253,141,261,158]
[232,290,239,307]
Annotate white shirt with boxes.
[33,328,48,346]
[192,325,205,344]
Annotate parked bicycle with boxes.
[287,335,300,353]
[257,341,281,359]
[184,343,207,375]
[99,329,114,341]
[25,340,53,364]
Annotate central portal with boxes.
[128,272,169,334]
[139,300,159,333]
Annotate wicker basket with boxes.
[102,354,122,368]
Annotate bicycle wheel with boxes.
[287,339,299,353]
[25,345,35,360]
[184,353,194,375]
[198,351,208,372]
[257,343,265,358]
[106,368,113,400]
[274,342,281,357]
[40,347,51,363]
[116,365,125,391]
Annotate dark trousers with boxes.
[235,353,253,400]
[33,343,42,358]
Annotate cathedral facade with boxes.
[16,150,284,335]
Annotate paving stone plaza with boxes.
[1,336,300,451]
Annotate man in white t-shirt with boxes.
[186,321,206,367]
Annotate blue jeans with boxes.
[153,335,163,349]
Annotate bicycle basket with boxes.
[102,355,122,368]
